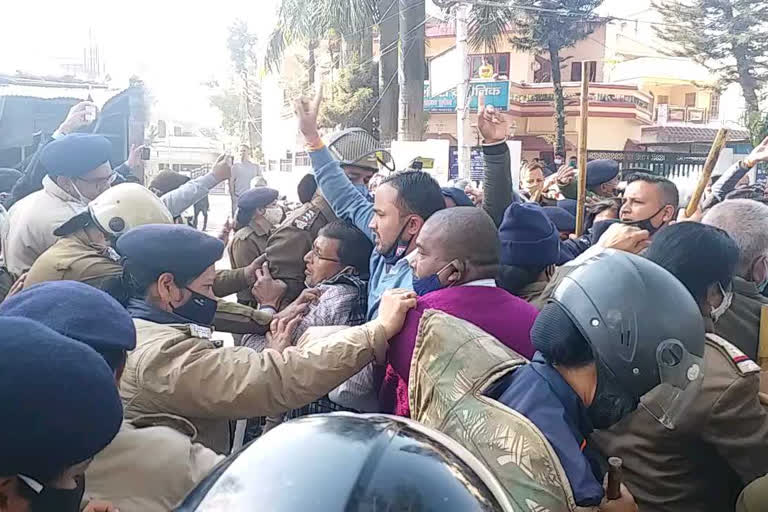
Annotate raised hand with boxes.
[745,136,768,168]
[294,86,323,145]
[477,93,511,144]
[56,101,98,136]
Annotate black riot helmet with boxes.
[327,128,395,173]
[552,250,706,429]
[175,414,512,512]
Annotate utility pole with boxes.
[455,3,471,179]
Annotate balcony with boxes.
[654,105,712,125]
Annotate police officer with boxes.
[229,187,279,305]
[0,281,223,512]
[559,159,620,201]
[116,223,417,453]
[264,129,385,307]
[177,413,514,511]
[0,316,123,512]
[408,251,705,511]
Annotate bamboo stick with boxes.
[685,127,729,217]
[575,62,590,237]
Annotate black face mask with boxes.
[172,288,217,326]
[587,360,640,430]
[381,219,413,265]
[23,474,85,512]
[622,205,668,235]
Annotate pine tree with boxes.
[653,0,768,118]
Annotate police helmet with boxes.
[176,413,513,511]
[552,250,706,429]
[327,128,395,173]
[55,183,174,237]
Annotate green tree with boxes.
[653,0,767,119]
[464,0,604,156]
[209,89,241,137]
[225,19,262,151]
[320,59,377,130]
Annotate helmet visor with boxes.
[327,129,395,172]
[640,339,704,430]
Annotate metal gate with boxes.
[587,150,709,179]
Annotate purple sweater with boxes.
[379,286,538,416]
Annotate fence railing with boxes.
[587,150,709,179]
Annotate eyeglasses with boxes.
[311,244,340,263]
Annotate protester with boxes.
[441,186,474,208]
[247,220,373,351]
[263,130,384,307]
[619,172,678,235]
[295,91,444,319]
[0,281,224,512]
[229,144,261,215]
[176,414,512,511]
[116,223,417,454]
[704,199,768,362]
[543,206,576,240]
[0,316,122,512]
[588,197,622,224]
[408,251,703,510]
[192,195,209,231]
[496,202,561,308]
[379,206,537,417]
[593,222,768,512]
[229,186,279,304]
[702,136,768,210]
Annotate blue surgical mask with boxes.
[412,260,463,297]
[172,289,217,326]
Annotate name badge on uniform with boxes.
[104,247,121,262]
[189,324,213,340]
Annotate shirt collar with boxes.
[42,175,84,205]
[460,278,497,288]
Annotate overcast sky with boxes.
[0,0,280,125]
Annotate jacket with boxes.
[714,276,768,361]
[481,142,515,227]
[591,334,768,512]
[3,175,86,275]
[120,312,390,453]
[409,309,581,511]
[228,217,272,303]
[264,193,337,306]
[84,416,223,512]
[310,147,413,319]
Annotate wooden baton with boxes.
[685,127,729,217]
[575,62,590,237]
[606,456,624,500]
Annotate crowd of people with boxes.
[1,90,768,512]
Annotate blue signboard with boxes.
[424,81,509,113]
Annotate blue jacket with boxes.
[487,352,605,507]
[310,147,413,319]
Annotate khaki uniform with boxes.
[737,474,768,512]
[120,318,389,453]
[21,230,270,335]
[592,334,768,512]
[517,280,548,310]
[228,217,272,303]
[84,416,223,512]
[265,193,337,306]
[714,276,768,361]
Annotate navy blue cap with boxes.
[441,187,474,207]
[40,133,112,177]
[498,202,561,266]
[0,281,136,356]
[543,206,576,233]
[117,224,224,281]
[238,187,279,211]
[586,159,620,187]
[557,198,578,217]
[0,317,122,481]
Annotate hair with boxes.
[627,172,680,210]
[703,199,768,277]
[587,198,622,224]
[380,170,445,220]
[644,222,739,303]
[297,173,318,204]
[318,221,374,278]
[421,207,500,277]
[235,207,257,231]
[723,186,765,202]
[497,264,547,294]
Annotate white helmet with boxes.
[55,183,174,238]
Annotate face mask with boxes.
[710,282,733,323]
[172,288,217,326]
[413,260,463,297]
[264,207,284,226]
[67,178,90,205]
[587,360,639,430]
[554,159,563,165]
[622,205,667,235]
[381,219,413,265]
[20,474,85,512]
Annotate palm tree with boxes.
[465,0,604,157]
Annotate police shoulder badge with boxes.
[189,324,213,340]
[706,333,761,375]
[293,208,319,231]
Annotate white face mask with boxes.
[710,282,733,323]
[66,178,89,206]
[265,207,284,226]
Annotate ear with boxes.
[156,272,182,303]
[0,477,15,509]
[752,256,768,283]
[406,215,424,237]
[705,283,723,309]
[661,205,676,223]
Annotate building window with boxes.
[685,93,697,107]
[279,159,293,173]
[295,151,311,167]
[268,160,278,172]
[157,120,167,138]
[158,163,167,170]
[709,92,721,121]
[656,95,669,105]
[173,126,182,136]
[570,61,597,82]
[470,53,510,80]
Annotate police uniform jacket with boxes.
[591,334,768,512]
[84,416,223,512]
[120,313,390,454]
[265,193,337,306]
[228,217,272,303]
[714,276,768,362]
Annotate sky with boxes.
[0,0,280,126]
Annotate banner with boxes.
[424,81,509,113]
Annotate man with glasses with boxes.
[3,133,118,276]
